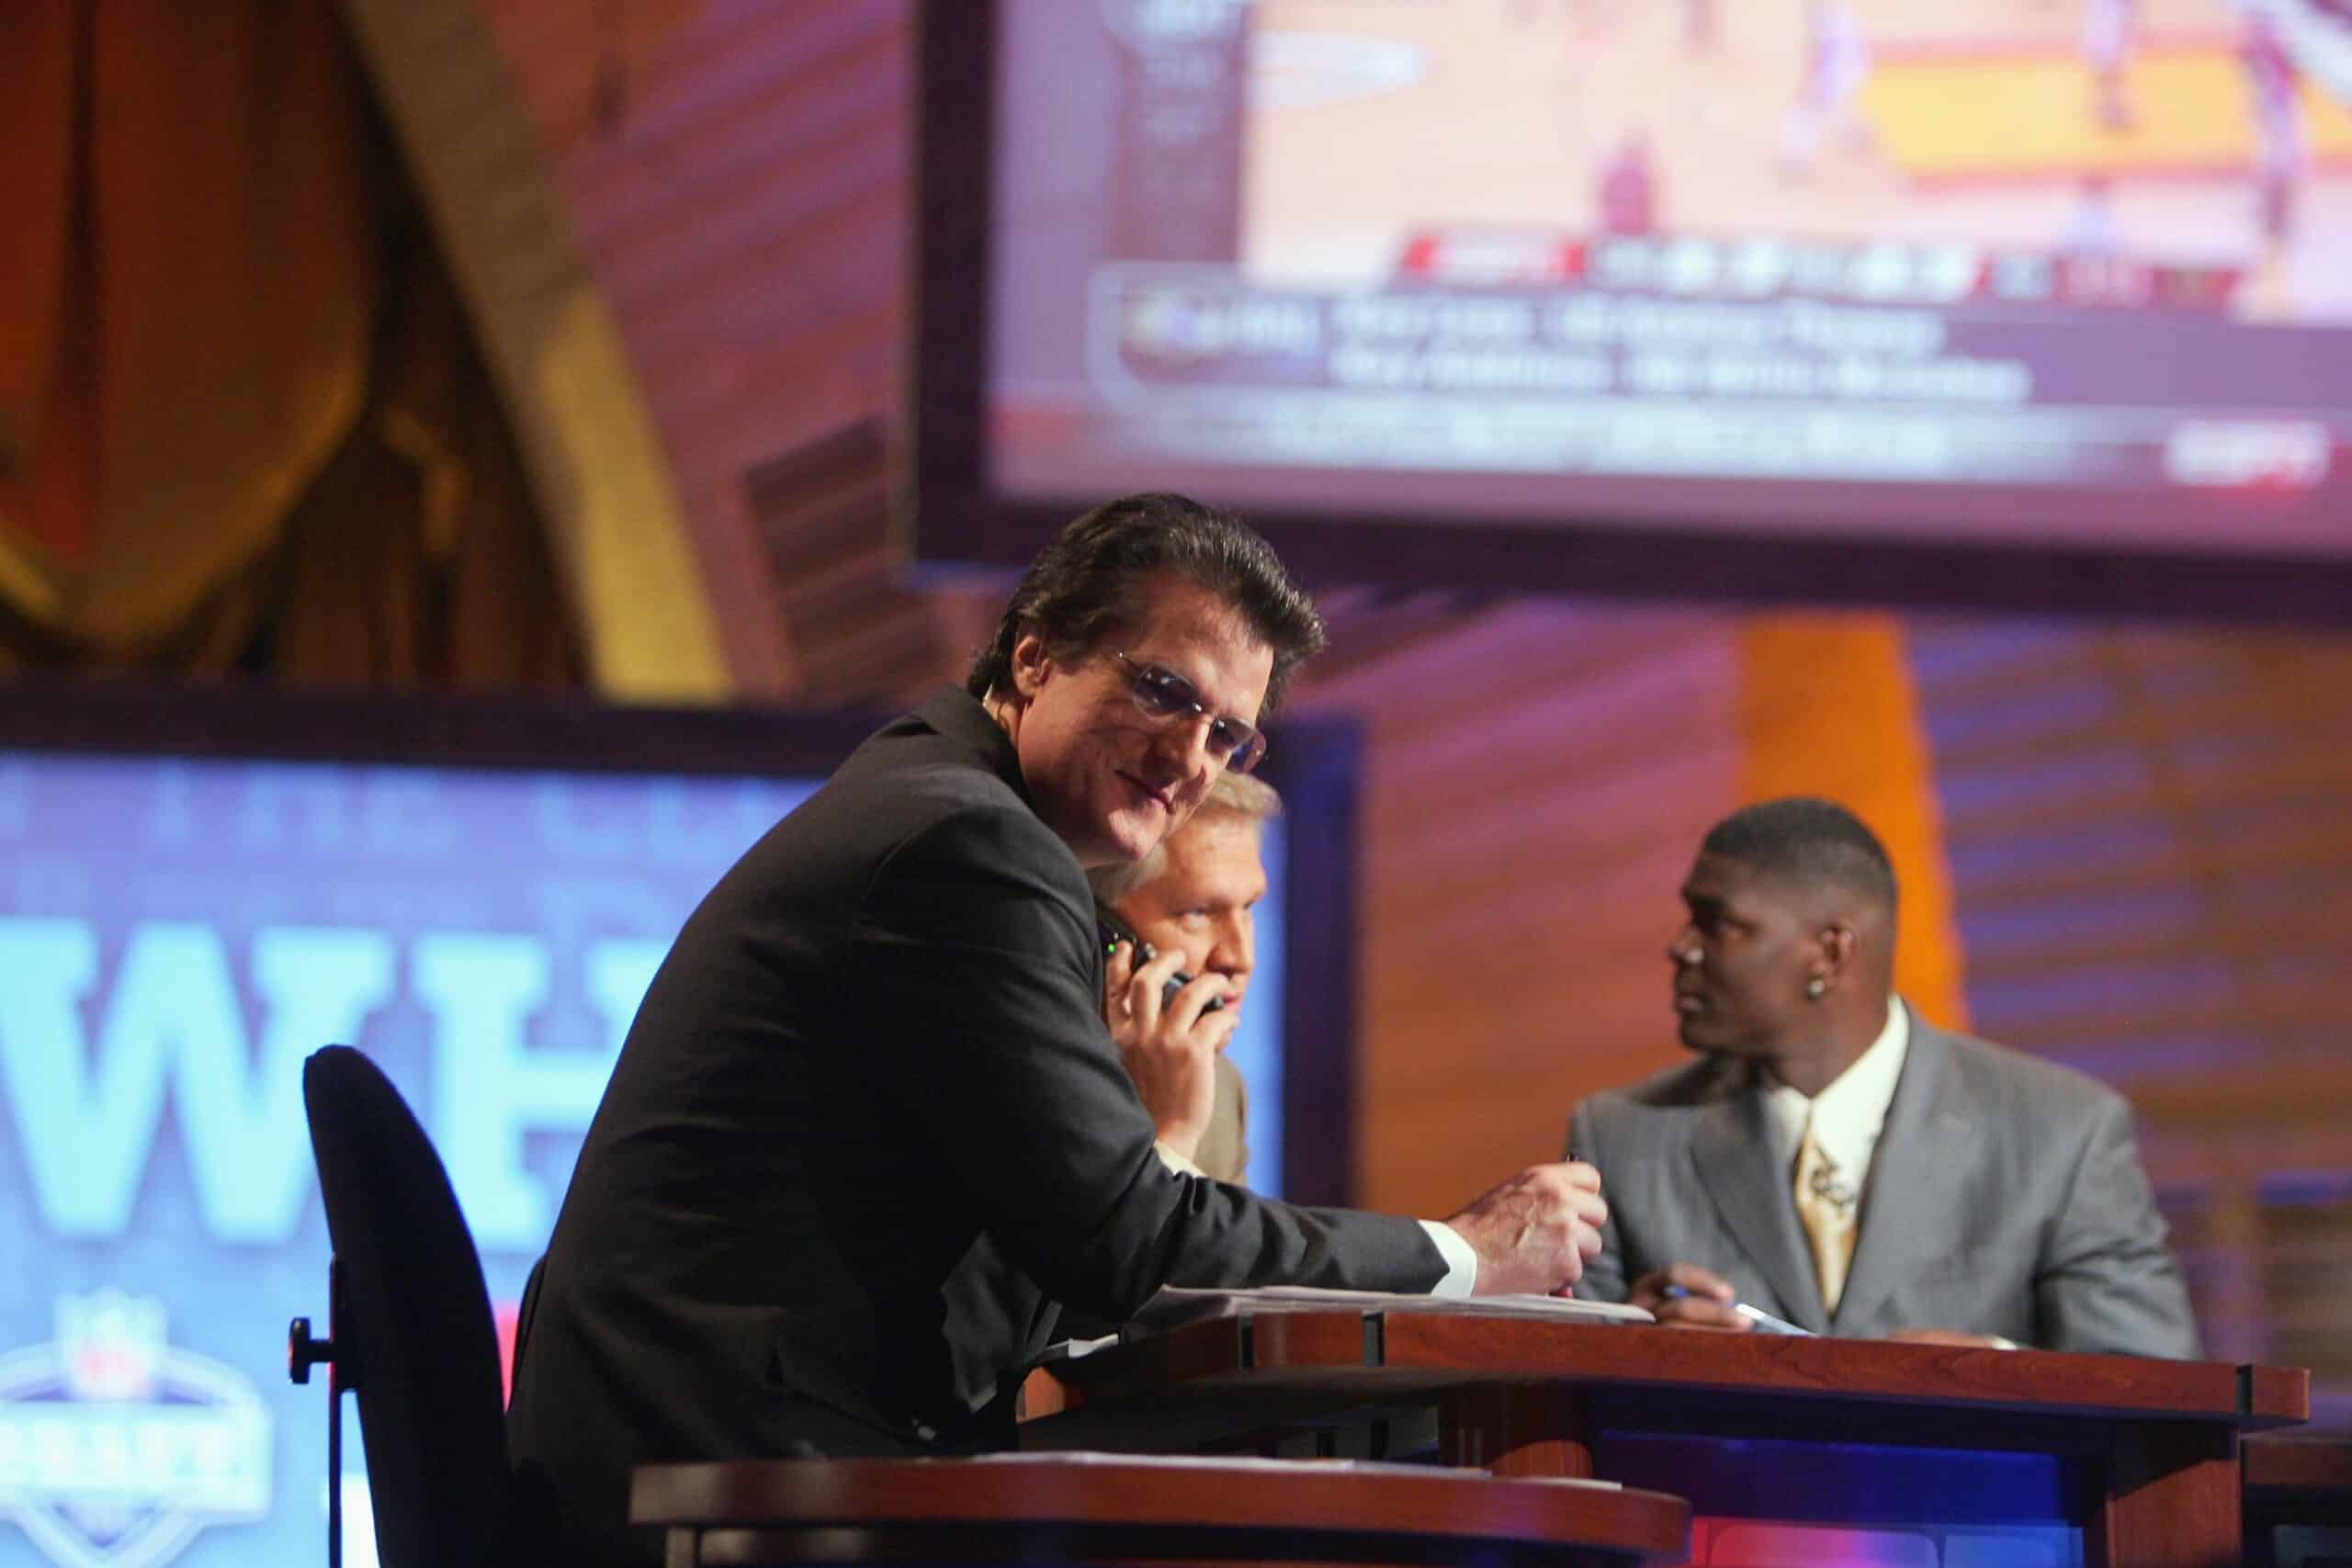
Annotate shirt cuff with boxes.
[1420,1220,1478,1297]
[1153,1140,1205,1178]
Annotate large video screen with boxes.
[915,0,2352,602]
[0,718,1298,1568]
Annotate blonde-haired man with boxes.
[1091,769,1278,1183]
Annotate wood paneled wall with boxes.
[1914,618,2352,1412]
[467,0,919,701]
[1295,603,1745,1211]
[454,0,2348,1415]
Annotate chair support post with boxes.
[327,1254,347,1568]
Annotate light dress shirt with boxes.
[1760,995,1909,1199]
[1756,998,2017,1346]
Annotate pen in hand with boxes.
[1660,1283,1813,1337]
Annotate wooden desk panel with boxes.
[1023,1312,2310,1568]
[631,1455,1691,1566]
[2245,1437,2352,1568]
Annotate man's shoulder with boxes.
[1567,1056,1741,1175]
[837,692,1018,797]
[827,715,1091,927]
[1577,1054,1747,1122]
[731,694,1073,915]
[820,694,1053,850]
[1922,1019,2133,1123]
[836,771,1080,917]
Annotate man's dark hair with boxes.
[1702,796,1898,912]
[965,493,1327,714]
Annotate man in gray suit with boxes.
[1568,797,2199,1356]
[1092,768,1278,1184]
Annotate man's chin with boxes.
[1058,813,1158,871]
[1098,807,1170,864]
[1679,1023,1768,1064]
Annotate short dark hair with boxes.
[965,493,1327,713]
[1702,797,1898,912]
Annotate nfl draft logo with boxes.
[0,1292,268,1568]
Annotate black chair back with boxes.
[303,1045,512,1568]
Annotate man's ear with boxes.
[1009,632,1052,700]
[1816,921,1858,981]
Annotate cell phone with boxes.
[1093,901,1224,1013]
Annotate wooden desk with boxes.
[631,1454,1691,1565]
[2245,1437,2352,1568]
[1023,1311,2310,1568]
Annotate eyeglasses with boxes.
[1112,652,1268,773]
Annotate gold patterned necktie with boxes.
[1792,1112,1857,1314]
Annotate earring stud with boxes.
[1804,977,1826,998]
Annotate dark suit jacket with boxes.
[1566,1007,2199,1357]
[507,689,1442,1563]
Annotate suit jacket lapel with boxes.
[1692,1085,1829,1333]
[1831,1010,1973,1334]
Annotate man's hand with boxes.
[1103,941,1238,1162]
[1444,1162,1608,1296]
[1627,1264,1750,1330]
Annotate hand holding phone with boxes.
[1095,901,1236,1161]
[1095,902,1224,1013]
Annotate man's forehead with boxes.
[1688,852,1867,927]
[1681,852,1753,897]
[1683,853,1807,911]
[1121,581,1270,679]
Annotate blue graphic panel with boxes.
[0,750,1290,1568]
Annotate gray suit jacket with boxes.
[1195,1054,1250,1185]
[1566,1007,2199,1356]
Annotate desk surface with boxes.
[1028,1310,2308,1438]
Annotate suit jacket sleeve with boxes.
[855,802,1443,1318]
[1566,1100,1631,1303]
[2037,1094,2201,1358]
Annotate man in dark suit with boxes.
[1091,767,1281,1184]
[1567,797,2199,1357]
[510,494,1609,1564]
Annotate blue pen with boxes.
[1659,1284,1813,1337]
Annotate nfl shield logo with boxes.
[0,1291,269,1568]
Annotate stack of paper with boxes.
[1130,1285,1654,1332]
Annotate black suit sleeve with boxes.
[853,802,1442,1319]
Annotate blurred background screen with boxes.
[932,0,2352,579]
[0,729,1295,1567]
